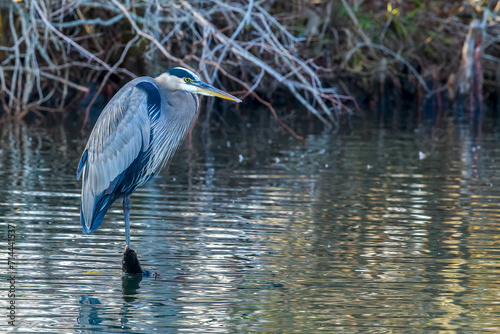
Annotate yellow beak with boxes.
[194,81,242,103]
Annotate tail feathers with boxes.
[81,192,116,233]
[80,168,129,233]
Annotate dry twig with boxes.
[1,0,352,131]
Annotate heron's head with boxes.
[155,67,241,103]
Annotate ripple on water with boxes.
[1,122,500,333]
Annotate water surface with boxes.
[1,115,500,333]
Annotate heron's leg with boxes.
[123,195,131,248]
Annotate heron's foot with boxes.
[122,245,144,275]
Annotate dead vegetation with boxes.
[0,0,499,131]
[0,0,351,135]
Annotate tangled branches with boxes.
[0,0,351,132]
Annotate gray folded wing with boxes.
[78,80,160,231]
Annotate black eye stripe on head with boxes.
[165,68,198,81]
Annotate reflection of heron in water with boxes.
[77,295,102,326]
[77,67,241,274]
[76,278,143,329]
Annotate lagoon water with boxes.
[1,113,500,333]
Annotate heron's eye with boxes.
[184,78,191,83]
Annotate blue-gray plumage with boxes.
[77,67,241,252]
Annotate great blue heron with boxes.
[77,67,241,273]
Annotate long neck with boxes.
[146,89,199,175]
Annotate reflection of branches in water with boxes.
[1,0,351,132]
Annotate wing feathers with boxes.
[77,150,88,180]
[80,80,161,232]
